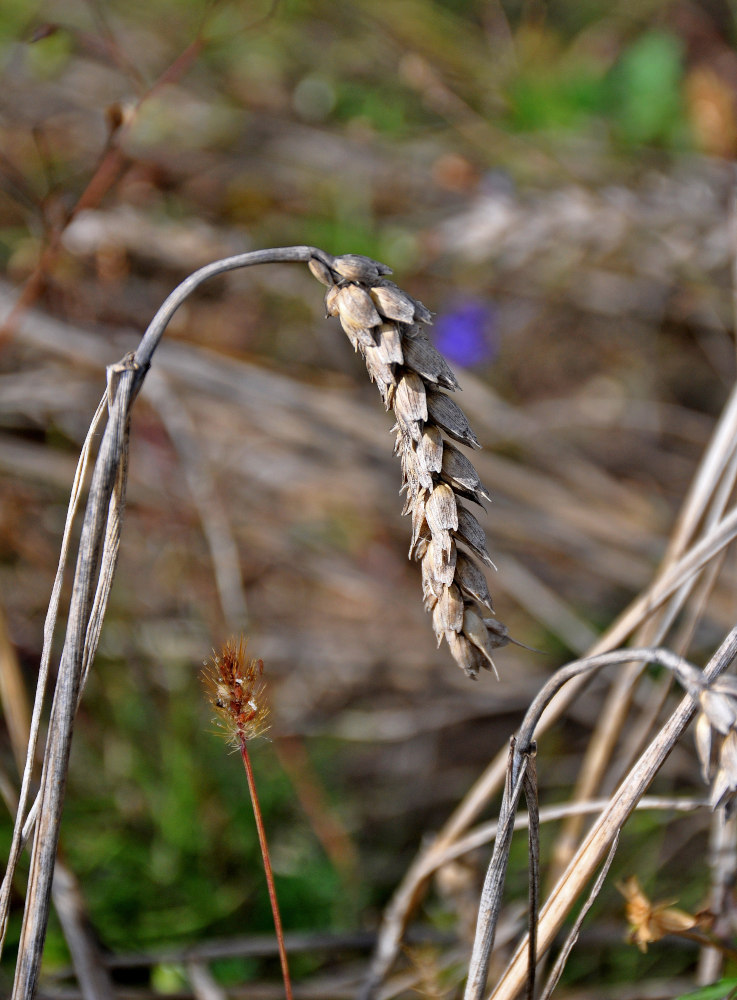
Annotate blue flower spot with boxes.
[433,299,497,368]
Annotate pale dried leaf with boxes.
[325,284,340,316]
[700,689,737,735]
[309,257,334,286]
[424,536,457,586]
[463,607,500,677]
[394,372,428,442]
[423,569,439,610]
[445,630,486,679]
[695,712,713,782]
[400,455,421,514]
[414,536,429,562]
[417,424,444,476]
[364,345,395,388]
[713,677,737,698]
[337,284,382,331]
[432,583,464,642]
[340,315,374,350]
[410,495,430,557]
[406,439,435,491]
[710,731,737,812]
[374,323,404,365]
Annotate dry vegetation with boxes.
[3,2,737,998]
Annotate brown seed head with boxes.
[310,253,509,677]
[203,636,269,746]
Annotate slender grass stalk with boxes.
[238,739,293,1000]
[204,637,292,1000]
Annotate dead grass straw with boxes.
[485,627,737,1000]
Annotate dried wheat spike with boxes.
[309,251,509,678]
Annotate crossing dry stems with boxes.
[5,243,737,1000]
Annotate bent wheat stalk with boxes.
[3,246,502,998]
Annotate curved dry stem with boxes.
[464,645,702,1000]
[132,246,331,377]
[4,246,342,999]
[439,795,705,870]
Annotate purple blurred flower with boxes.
[433,299,498,368]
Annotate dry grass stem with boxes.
[697,812,737,984]
[360,502,737,999]
[364,470,737,996]
[433,796,706,871]
[551,382,737,882]
[487,626,737,1000]
[463,641,735,1000]
[537,835,620,1000]
[10,361,135,999]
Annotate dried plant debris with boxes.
[309,251,508,678]
[618,876,701,953]
[691,673,737,815]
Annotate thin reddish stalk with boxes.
[239,736,293,1000]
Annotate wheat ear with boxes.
[308,252,508,678]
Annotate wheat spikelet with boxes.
[309,252,509,678]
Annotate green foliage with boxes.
[607,30,690,147]
[24,29,72,79]
[0,0,34,43]
[676,981,737,1000]
[508,61,608,133]
[506,26,691,151]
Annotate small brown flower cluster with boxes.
[618,876,700,953]
[308,252,508,678]
[203,637,270,747]
[691,672,737,815]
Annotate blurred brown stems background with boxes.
[4,0,737,997]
